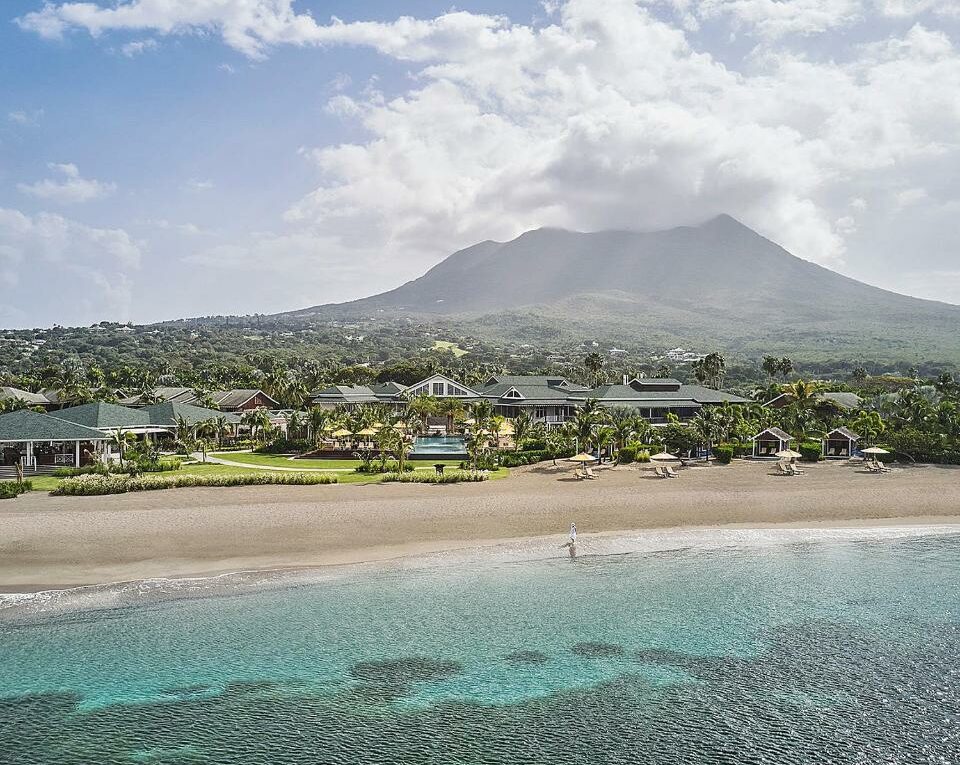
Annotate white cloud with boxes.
[184,178,214,191]
[119,37,157,56]
[15,0,960,310]
[0,208,143,323]
[7,109,44,126]
[18,162,116,204]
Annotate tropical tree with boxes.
[584,352,605,388]
[693,352,726,389]
[308,407,336,446]
[691,408,725,460]
[436,397,465,434]
[109,429,134,469]
[241,407,271,442]
[467,399,494,432]
[376,425,410,473]
[511,410,533,450]
[761,356,780,379]
[407,394,438,434]
[286,410,304,441]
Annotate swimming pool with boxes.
[410,436,468,458]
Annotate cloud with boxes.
[184,178,214,191]
[8,109,44,126]
[14,0,960,312]
[0,208,143,324]
[119,37,157,56]
[18,162,116,204]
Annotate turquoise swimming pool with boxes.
[409,436,468,458]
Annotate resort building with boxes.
[119,388,279,412]
[307,373,748,428]
[51,402,170,438]
[0,409,108,476]
[752,427,794,458]
[140,402,241,432]
[0,386,53,410]
[822,427,860,459]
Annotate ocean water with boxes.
[1,530,958,764]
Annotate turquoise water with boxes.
[1,532,958,763]
[410,435,468,457]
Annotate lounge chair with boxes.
[585,467,598,479]
[654,466,668,478]
[777,462,792,476]
[865,460,883,473]
[875,461,891,472]
[787,463,805,476]
[665,466,680,478]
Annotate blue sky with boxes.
[2,0,959,327]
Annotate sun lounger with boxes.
[787,463,805,476]
[875,461,891,472]
[665,466,680,478]
[865,460,883,473]
[777,462,792,476]
[585,467,598,479]
[654,466,668,478]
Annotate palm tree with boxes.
[241,407,271,443]
[467,400,494,432]
[286,410,304,441]
[584,352,605,388]
[212,415,230,447]
[436,398,465,434]
[489,414,507,449]
[691,408,724,461]
[308,407,336,446]
[851,410,885,445]
[174,415,196,451]
[110,429,134,469]
[512,411,533,450]
[407,395,438,434]
[376,426,410,473]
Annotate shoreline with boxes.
[3,460,960,594]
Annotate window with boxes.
[534,407,546,419]
[503,387,523,399]
[447,384,467,396]
[432,382,444,396]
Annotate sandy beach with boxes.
[1,460,959,591]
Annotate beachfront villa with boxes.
[752,427,794,458]
[0,401,239,476]
[307,373,749,428]
[822,427,860,459]
[0,409,108,476]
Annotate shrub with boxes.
[636,450,651,463]
[498,450,550,468]
[255,439,311,455]
[882,430,960,465]
[380,471,488,484]
[617,446,637,465]
[712,445,735,464]
[51,472,338,496]
[0,480,32,499]
[799,442,822,462]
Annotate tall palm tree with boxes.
[407,395,438,434]
[584,352,605,388]
[241,407,271,442]
[110,429,134,469]
[467,399,494,432]
[437,398,465,434]
[308,407,336,446]
[512,411,533,450]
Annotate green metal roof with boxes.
[51,402,152,430]
[141,401,241,427]
[0,409,107,442]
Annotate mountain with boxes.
[290,215,960,361]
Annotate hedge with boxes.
[712,445,735,464]
[0,480,32,499]
[51,472,338,496]
[53,458,182,478]
[380,471,488,484]
[799,442,823,462]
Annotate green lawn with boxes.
[431,340,469,357]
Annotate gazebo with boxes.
[822,427,860,459]
[0,409,108,474]
[752,427,794,458]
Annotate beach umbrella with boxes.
[499,422,515,435]
[356,427,378,437]
[331,429,353,438]
[650,452,679,461]
[862,447,890,455]
[568,452,597,463]
[775,449,803,459]
[463,418,477,426]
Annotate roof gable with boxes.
[406,374,480,398]
[52,402,151,429]
[753,427,793,441]
[0,409,107,442]
[142,401,241,427]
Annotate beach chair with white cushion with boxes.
[777,462,792,476]
[875,461,892,472]
[654,466,668,478]
[788,463,805,476]
[665,466,680,478]
[585,467,598,479]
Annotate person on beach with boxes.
[561,523,578,558]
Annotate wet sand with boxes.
[1,460,959,590]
